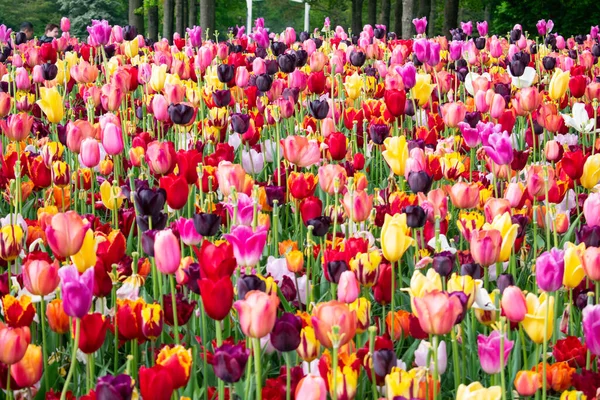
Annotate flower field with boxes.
[0,14,600,400]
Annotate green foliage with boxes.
[54,0,128,38]
[0,0,62,37]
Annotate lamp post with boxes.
[291,0,310,32]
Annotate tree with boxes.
[393,0,402,35]
[163,0,174,40]
[129,0,144,33]
[147,1,159,40]
[367,0,377,26]
[401,0,413,38]
[175,0,184,34]
[0,0,62,37]
[442,0,458,38]
[189,0,197,27]
[351,0,363,35]
[379,0,390,30]
[416,0,429,22]
[200,0,215,35]
[55,0,127,38]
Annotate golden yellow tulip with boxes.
[70,229,97,272]
[522,292,554,344]
[380,213,414,262]
[411,73,437,106]
[123,40,139,59]
[100,180,124,210]
[382,135,409,176]
[344,72,363,100]
[563,242,586,289]
[581,154,600,189]
[548,68,570,101]
[456,382,502,400]
[483,212,519,262]
[37,87,64,124]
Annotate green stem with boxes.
[332,341,339,400]
[542,293,551,400]
[40,298,49,392]
[253,337,263,400]
[60,318,81,400]
[285,353,291,400]
[216,320,224,400]
[451,328,461,390]
[169,274,180,345]
[432,335,439,400]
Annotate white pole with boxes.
[247,0,253,37]
[304,2,310,32]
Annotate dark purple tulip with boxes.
[464,111,482,128]
[211,343,250,383]
[265,59,279,75]
[278,53,297,73]
[450,291,469,323]
[372,349,396,378]
[407,171,433,194]
[270,312,302,352]
[294,49,308,67]
[404,205,427,228]
[255,47,267,58]
[307,216,331,237]
[184,263,201,294]
[280,275,297,302]
[577,224,600,248]
[193,213,221,237]
[42,63,58,80]
[96,374,134,400]
[136,213,167,232]
[282,87,300,103]
[510,29,522,42]
[474,37,486,50]
[326,260,349,284]
[349,51,367,67]
[134,187,167,216]
[271,41,287,57]
[217,63,235,83]
[497,273,515,294]
[369,124,390,145]
[141,230,158,257]
[231,113,251,134]
[123,25,137,41]
[592,44,600,58]
[265,185,285,207]
[508,59,526,77]
[237,274,266,300]
[461,263,483,279]
[309,99,329,120]
[168,103,195,125]
[256,73,273,92]
[433,251,455,278]
[212,89,231,107]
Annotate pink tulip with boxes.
[176,217,202,246]
[584,193,600,227]
[282,136,320,168]
[79,138,101,168]
[224,225,268,269]
[295,375,327,400]
[45,211,91,258]
[478,330,514,374]
[414,290,463,335]
[501,286,527,322]
[0,113,33,142]
[234,290,280,338]
[440,102,466,128]
[235,66,249,87]
[154,229,181,274]
[15,68,30,91]
[61,17,70,32]
[101,122,124,155]
[337,270,359,303]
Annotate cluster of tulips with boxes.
[3,12,600,400]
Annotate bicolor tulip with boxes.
[45,211,90,258]
[234,290,280,338]
[414,290,463,335]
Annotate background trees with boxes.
[0,0,598,41]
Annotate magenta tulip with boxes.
[477,330,514,374]
[223,225,268,268]
[535,248,565,292]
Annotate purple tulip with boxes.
[224,225,268,268]
[583,305,600,356]
[536,20,548,36]
[175,217,203,246]
[449,40,464,61]
[461,21,473,36]
[59,264,94,318]
[0,25,12,45]
[428,41,441,66]
[477,331,514,374]
[458,122,480,148]
[96,374,134,400]
[592,25,600,39]
[186,26,203,47]
[413,38,430,64]
[398,62,417,90]
[87,20,112,46]
[482,130,514,165]
[412,17,427,35]
[477,21,488,37]
[535,248,565,292]
[270,312,302,352]
[211,343,250,383]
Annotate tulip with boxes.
[413,17,428,34]
[563,242,586,288]
[535,249,565,292]
[154,229,181,274]
[101,122,124,156]
[270,312,302,352]
[211,343,250,383]
[380,213,414,262]
[149,64,168,92]
[337,270,360,303]
[414,290,463,335]
[10,344,42,388]
[199,276,234,321]
[441,102,466,128]
[295,375,327,400]
[582,246,600,281]
[477,330,514,374]
[311,300,357,348]
[342,190,373,222]
[139,365,175,400]
[224,225,268,269]
[411,73,437,106]
[581,154,600,189]
[483,130,513,165]
[175,217,202,246]
[382,135,409,176]
[159,174,189,210]
[282,136,321,168]
[0,224,24,262]
[483,212,519,262]
[514,370,542,396]
[456,383,502,400]
[46,299,69,334]
[470,229,502,267]
[344,72,363,100]
[100,180,124,211]
[70,229,97,273]
[156,345,193,389]
[0,324,30,365]
[45,211,91,258]
[0,113,33,142]
[95,374,134,400]
[548,68,570,101]
[234,290,279,338]
[216,162,248,196]
[59,264,94,318]
[415,339,448,374]
[22,257,60,296]
[37,87,64,124]
[522,292,554,344]
[501,286,527,322]
[446,182,480,209]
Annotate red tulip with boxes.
[384,89,407,117]
[139,365,175,400]
[199,276,234,321]
[159,174,189,210]
[75,313,110,354]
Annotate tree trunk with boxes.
[379,0,390,31]
[148,4,159,41]
[367,0,377,27]
[175,0,184,35]
[394,0,402,36]
[163,0,174,40]
[443,0,459,38]
[351,0,363,36]
[128,0,144,34]
[200,0,215,36]
[401,0,414,38]
[428,0,436,36]
[189,0,197,28]
[416,0,430,22]
[484,2,492,32]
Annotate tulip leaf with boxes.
[277,286,293,313]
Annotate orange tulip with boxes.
[311,300,357,348]
[413,290,463,335]
[10,344,43,388]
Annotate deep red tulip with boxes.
[159,174,190,210]
[75,313,110,354]
[199,276,234,321]
[384,89,407,117]
[139,365,175,400]
[325,132,347,161]
[569,75,587,98]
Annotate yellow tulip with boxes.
[54,60,70,84]
[483,212,519,262]
[0,224,24,261]
[522,292,554,344]
[456,382,502,400]
[149,64,168,92]
[382,135,409,176]
[560,390,587,400]
[70,229,97,272]
[100,180,124,210]
[37,87,64,124]
[386,368,413,399]
[563,242,586,288]
[380,213,414,262]
[447,273,476,308]
[64,51,79,70]
[344,72,363,100]
[411,73,437,106]
[349,297,371,333]
[581,154,600,189]
[548,68,570,101]
[123,39,139,59]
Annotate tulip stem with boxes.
[451,327,461,390]
[432,335,439,400]
[216,320,224,400]
[285,352,291,400]
[168,275,180,345]
[61,318,81,400]
[542,293,551,400]
[368,327,378,400]
[40,297,49,392]
[6,363,11,400]
[252,337,263,400]
[390,260,396,341]
[499,324,507,400]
